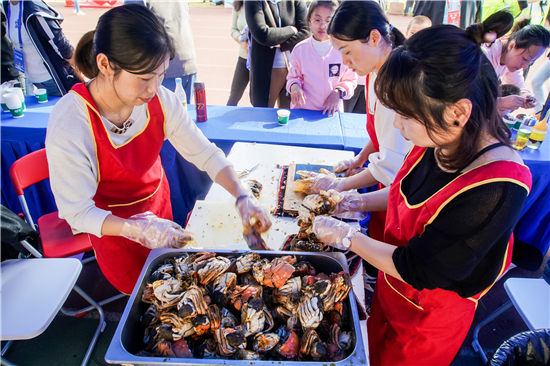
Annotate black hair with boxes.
[306,0,339,24]
[505,23,550,54]
[327,0,405,48]
[234,0,243,12]
[466,10,514,44]
[75,4,175,79]
[500,84,522,97]
[375,23,511,171]
[510,17,531,34]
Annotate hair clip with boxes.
[389,24,394,32]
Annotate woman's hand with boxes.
[328,189,369,220]
[522,95,537,109]
[499,95,526,112]
[313,215,359,251]
[120,211,195,249]
[335,155,365,176]
[322,90,340,117]
[290,83,307,107]
[235,194,272,233]
[294,171,346,194]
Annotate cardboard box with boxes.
[388,2,405,15]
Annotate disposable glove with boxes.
[294,169,346,194]
[327,189,369,220]
[313,215,359,251]
[334,156,365,177]
[120,211,196,249]
[235,194,272,233]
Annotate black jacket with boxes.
[1,6,19,83]
[245,0,309,107]
[2,0,79,95]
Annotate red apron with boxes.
[365,73,386,241]
[71,83,172,295]
[367,146,532,366]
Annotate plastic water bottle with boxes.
[174,78,187,109]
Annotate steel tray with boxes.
[105,248,367,366]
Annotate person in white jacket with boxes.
[286,0,357,116]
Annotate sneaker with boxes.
[363,272,377,292]
[74,10,86,15]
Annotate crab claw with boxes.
[192,315,211,336]
[172,339,193,358]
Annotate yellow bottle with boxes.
[527,118,548,150]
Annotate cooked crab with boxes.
[276,330,300,359]
[241,297,265,336]
[207,304,221,331]
[153,278,185,309]
[253,333,280,353]
[194,255,231,285]
[247,179,263,199]
[215,327,247,357]
[210,272,237,305]
[293,261,316,277]
[235,252,261,274]
[155,339,193,358]
[220,307,239,329]
[177,285,208,319]
[236,349,261,360]
[252,258,270,285]
[148,261,175,283]
[300,329,328,360]
[321,272,352,312]
[330,324,353,352]
[141,303,161,328]
[273,277,301,312]
[298,294,323,329]
[197,337,219,359]
[298,190,341,223]
[158,312,195,340]
[230,284,262,311]
[263,257,296,288]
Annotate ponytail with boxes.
[466,10,513,45]
[391,27,406,48]
[74,30,98,79]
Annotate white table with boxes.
[186,142,369,364]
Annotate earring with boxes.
[454,121,460,126]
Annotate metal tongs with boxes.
[301,203,318,216]
[237,163,260,178]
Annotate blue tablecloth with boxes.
[1,98,343,230]
[340,112,550,270]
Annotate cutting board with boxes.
[186,201,297,250]
[282,163,334,214]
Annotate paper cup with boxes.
[12,87,26,110]
[34,88,48,103]
[1,88,13,112]
[3,92,23,118]
[277,109,290,125]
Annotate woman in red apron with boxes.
[312,20,529,365]
[45,5,271,295]
[294,1,412,243]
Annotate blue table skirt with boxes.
[340,113,550,270]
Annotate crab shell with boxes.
[253,333,280,353]
[153,278,184,309]
[241,297,265,336]
[252,258,270,285]
[216,327,247,357]
[207,304,221,330]
[235,252,261,274]
[220,307,239,329]
[277,330,300,359]
[327,343,346,362]
[159,312,195,340]
[196,256,231,285]
[263,258,295,288]
[300,329,328,360]
[236,349,261,360]
[177,285,208,319]
[230,285,262,311]
[192,314,211,336]
[331,324,353,352]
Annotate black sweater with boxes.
[393,148,528,298]
[245,0,310,107]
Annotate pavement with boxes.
[1,2,548,366]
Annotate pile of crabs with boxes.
[138,251,354,362]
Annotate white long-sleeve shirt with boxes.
[45,85,231,237]
[482,39,530,94]
[367,72,413,186]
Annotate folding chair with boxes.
[9,148,126,314]
[471,277,550,363]
[0,241,105,366]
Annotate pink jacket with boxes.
[286,37,357,112]
[482,38,530,94]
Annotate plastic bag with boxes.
[490,328,550,366]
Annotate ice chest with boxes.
[105,248,368,365]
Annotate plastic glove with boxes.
[334,156,365,177]
[235,194,272,233]
[313,215,359,251]
[120,211,196,249]
[295,169,346,194]
[326,189,369,220]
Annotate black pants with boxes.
[343,84,366,114]
[227,56,250,106]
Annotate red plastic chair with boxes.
[9,148,126,312]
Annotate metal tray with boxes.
[105,248,367,366]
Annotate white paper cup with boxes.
[34,88,48,103]
[3,92,23,118]
[277,109,290,125]
[12,87,26,110]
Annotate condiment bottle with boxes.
[193,81,207,122]
[527,116,548,150]
[513,116,536,151]
[174,77,187,109]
